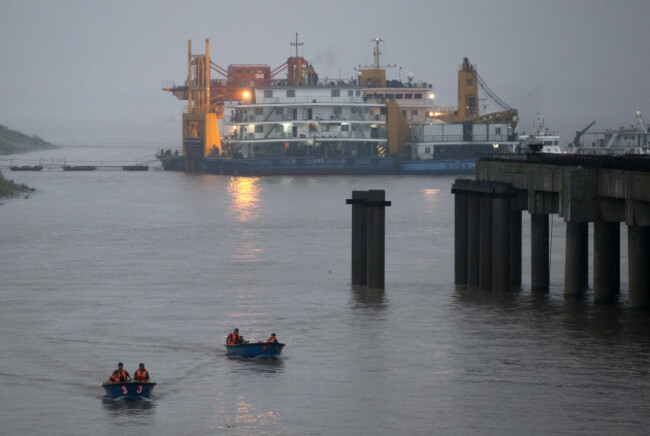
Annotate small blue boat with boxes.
[225,342,285,357]
[101,381,156,399]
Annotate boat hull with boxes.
[205,156,395,176]
[9,165,43,171]
[62,165,96,171]
[394,158,476,175]
[101,381,156,399]
[122,165,149,171]
[225,342,285,357]
[158,154,480,176]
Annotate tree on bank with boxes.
[0,170,34,200]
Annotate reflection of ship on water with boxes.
[568,111,649,155]
[158,36,520,175]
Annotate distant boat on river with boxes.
[62,165,96,171]
[122,164,149,171]
[9,165,43,171]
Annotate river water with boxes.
[1,145,649,435]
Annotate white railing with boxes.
[232,131,387,141]
[247,97,367,105]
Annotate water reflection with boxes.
[226,355,285,376]
[101,396,156,415]
[227,177,261,222]
[210,397,281,432]
[350,285,386,309]
[421,188,440,205]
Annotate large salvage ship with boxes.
[567,111,649,155]
[158,36,519,175]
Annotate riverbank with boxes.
[0,170,34,200]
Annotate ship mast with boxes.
[292,32,303,59]
[373,37,381,70]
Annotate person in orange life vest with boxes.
[267,333,278,343]
[226,328,243,345]
[134,363,150,382]
[108,362,131,383]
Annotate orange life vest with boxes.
[110,368,128,383]
[135,368,149,382]
[227,332,241,345]
[268,336,277,343]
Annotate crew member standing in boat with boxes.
[108,362,131,383]
[267,333,278,343]
[134,363,150,382]
[226,328,243,345]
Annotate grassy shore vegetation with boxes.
[0,170,34,200]
[0,125,56,155]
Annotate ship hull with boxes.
[159,155,479,176]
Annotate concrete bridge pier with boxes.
[347,190,391,289]
[531,213,550,293]
[467,194,480,288]
[593,221,620,303]
[349,190,369,286]
[366,190,389,289]
[628,225,650,308]
[479,196,493,291]
[510,209,522,289]
[492,195,512,293]
[454,192,469,285]
[452,180,514,292]
[564,222,589,296]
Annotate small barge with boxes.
[9,165,43,171]
[62,165,96,171]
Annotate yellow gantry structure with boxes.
[436,57,518,130]
[183,38,221,171]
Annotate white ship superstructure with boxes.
[573,111,649,155]
[226,85,388,158]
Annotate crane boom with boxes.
[573,121,595,148]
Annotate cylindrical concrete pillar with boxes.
[510,209,522,288]
[479,196,493,291]
[564,222,589,296]
[350,191,368,286]
[628,225,650,309]
[367,190,386,289]
[594,221,620,303]
[531,213,550,292]
[454,192,469,285]
[467,194,480,289]
[492,196,511,292]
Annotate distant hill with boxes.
[0,125,57,155]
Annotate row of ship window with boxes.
[246,108,421,117]
[247,124,355,133]
[261,89,424,99]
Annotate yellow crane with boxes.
[435,57,518,130]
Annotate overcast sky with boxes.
[1,0,649,147]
